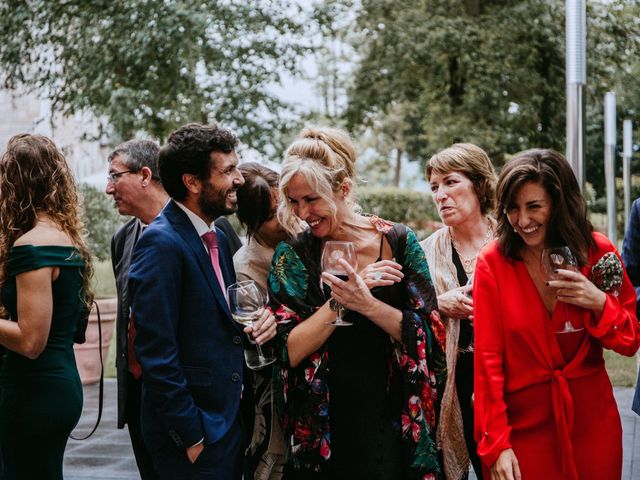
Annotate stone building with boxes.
[0,89,108,187]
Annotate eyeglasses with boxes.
[106,170,136,183]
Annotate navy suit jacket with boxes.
[129,200,246,451]
[622,198,640,415]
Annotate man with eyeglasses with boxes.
[107,139,167,480]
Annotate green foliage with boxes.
[337,0,640,191]
[79,183,125,261]
[0,0,304,152]
[357,187,440,238]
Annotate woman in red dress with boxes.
[473,148,640,480]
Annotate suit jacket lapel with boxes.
[164,201,232,319]
[117,220,139,315]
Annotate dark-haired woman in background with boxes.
[0,134,94,479]
[474,149,640,480]
[234,163,288,297]
[234,162,289,479]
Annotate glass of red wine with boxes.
[321,241,358,326]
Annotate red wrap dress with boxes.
[474,233,640,479]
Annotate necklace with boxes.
[450,223,493,275]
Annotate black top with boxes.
[450,242,474,350]
[327,283,404,479]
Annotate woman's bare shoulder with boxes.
[13,220,73,248]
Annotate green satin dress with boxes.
[0,245,85,480]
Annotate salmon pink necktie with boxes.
[202,231,226,296]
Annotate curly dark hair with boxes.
[0,134,94,315]
[159,123,238,201]
[495,148,595,265]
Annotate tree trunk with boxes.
[394,148,402,187]
[448,56,465,107]
[465,0,481,17]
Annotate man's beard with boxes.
[199,182,237,219]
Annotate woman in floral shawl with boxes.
[267,126,446,480]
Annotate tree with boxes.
[79,183,125,261]
[0,0,304,152]
[341,0,640,190]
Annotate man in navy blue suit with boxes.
[622,197,640,415]
[128,123,276,479]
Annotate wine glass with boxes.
[227,280,276,369]
[321,241,358,326]
[540,246,583,334]
[458,274,475,353]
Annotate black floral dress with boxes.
[268,219,447,480]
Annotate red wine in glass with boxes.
[321,241,357,326]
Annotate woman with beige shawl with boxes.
[421,144,497,480]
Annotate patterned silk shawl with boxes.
[421,227,469,480]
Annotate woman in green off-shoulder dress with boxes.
[0,134,94,480]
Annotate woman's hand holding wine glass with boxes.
[542,247,606,330]
[321,258,378,320]
[546,269,607,318]
[320,241,358,326]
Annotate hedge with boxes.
[357,187,442,239]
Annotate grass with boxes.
[92,259,118,378]
[93,259,117,299]
[605,349,638,387]
[105,330,117,378]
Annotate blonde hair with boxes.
[425,143,497,215]
[278,127,359,235]
[0,134,95,314]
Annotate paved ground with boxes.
[64,379,137,480]
[64,379,640,480]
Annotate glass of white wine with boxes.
[227,280,276,370]
[321,241,358,326]
[541,246,583,334]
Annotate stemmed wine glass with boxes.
[227,280,276,370]
[321,241,358,326]
[458,274,475,353]
[540,246,583,334]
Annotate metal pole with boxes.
[604,92,617,244]
[623,119,633,230]
[566,0,586,190]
